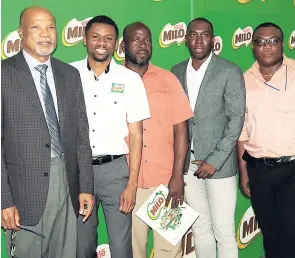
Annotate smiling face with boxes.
[123,24,152,66]
[84,22,118,63]
[18,7,57,62]
[252,27,284,67]
[185,20,214,61]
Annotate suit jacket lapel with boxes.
[194,53,217,114]
[181,60,189,97]
[179,60,192,139]
[15,52,47,125]
[51,58,66,134]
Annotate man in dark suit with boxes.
[171,18,245,258]
[1,6,94,258]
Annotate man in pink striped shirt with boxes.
[238,22,295,258]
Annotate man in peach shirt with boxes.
[238,22,295,258]
[121,22,193,258]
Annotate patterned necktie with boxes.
[35,64,63,158]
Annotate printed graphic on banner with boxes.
[62,17,92,46]
[213,36,223,56]
[238,0,266,3]
[96,244,111,258]
[159,22,186,48]
[232,26,253,49]
[136,184,199,246]
[289,30,295,50]
[114,37,125,61]
[237,206,261,249]
[159,22,223,55]
[1,30,22,59]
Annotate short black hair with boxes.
[85,15,119,39]
[123,22,151,41]
[187,17,214,35]
[252,22,284,41]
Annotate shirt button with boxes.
[145,160,147,163]
[94,95,97,97]
[92,146,95,148]
[143,128,146,131]
[144,145,147,147]
[93,112,96,115]
[45,143,50,148]
[92,129,95,132]
[44,172,48,177]
[114,101,117,104]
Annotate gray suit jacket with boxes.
[171,53,245,179]
[1,51,94,225]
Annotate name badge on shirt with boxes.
[111,83,125,93]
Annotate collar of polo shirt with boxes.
[87,59,111,80]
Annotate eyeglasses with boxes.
[10,227,45,258]
[253,37,282,47]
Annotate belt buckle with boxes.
[92,155,104,166]
[93,155,103,159]
[263,158,276,167]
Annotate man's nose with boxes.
[97,38,107,46]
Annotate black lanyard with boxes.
[264,66,288,91]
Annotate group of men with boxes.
[1,5,294,258]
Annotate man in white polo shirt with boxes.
[71,15,150,258]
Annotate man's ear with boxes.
[82,35,87,47]
[184,35,188,47]
[18,27,23,39]
[115,40,119,51]
[212,34,215,48]
[120,40,125,53]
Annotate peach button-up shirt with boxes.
[136,63,193,188]
[239,56,295,158]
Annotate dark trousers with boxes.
[247,159,295,258]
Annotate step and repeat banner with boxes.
[1,0,294,257]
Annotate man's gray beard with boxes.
[35,44,55,56]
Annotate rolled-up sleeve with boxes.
[239,111,249,141]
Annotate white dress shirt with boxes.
[186,51,213,111]
[71,58,151,156]
[23,50,59,157]
[186,51,212,149]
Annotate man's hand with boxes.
[166,175,184,209]
[1,206,20,230]
[192,160,217,179]
[79,193,94,222]
[240,173,250,197]
[119,184,137,214]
